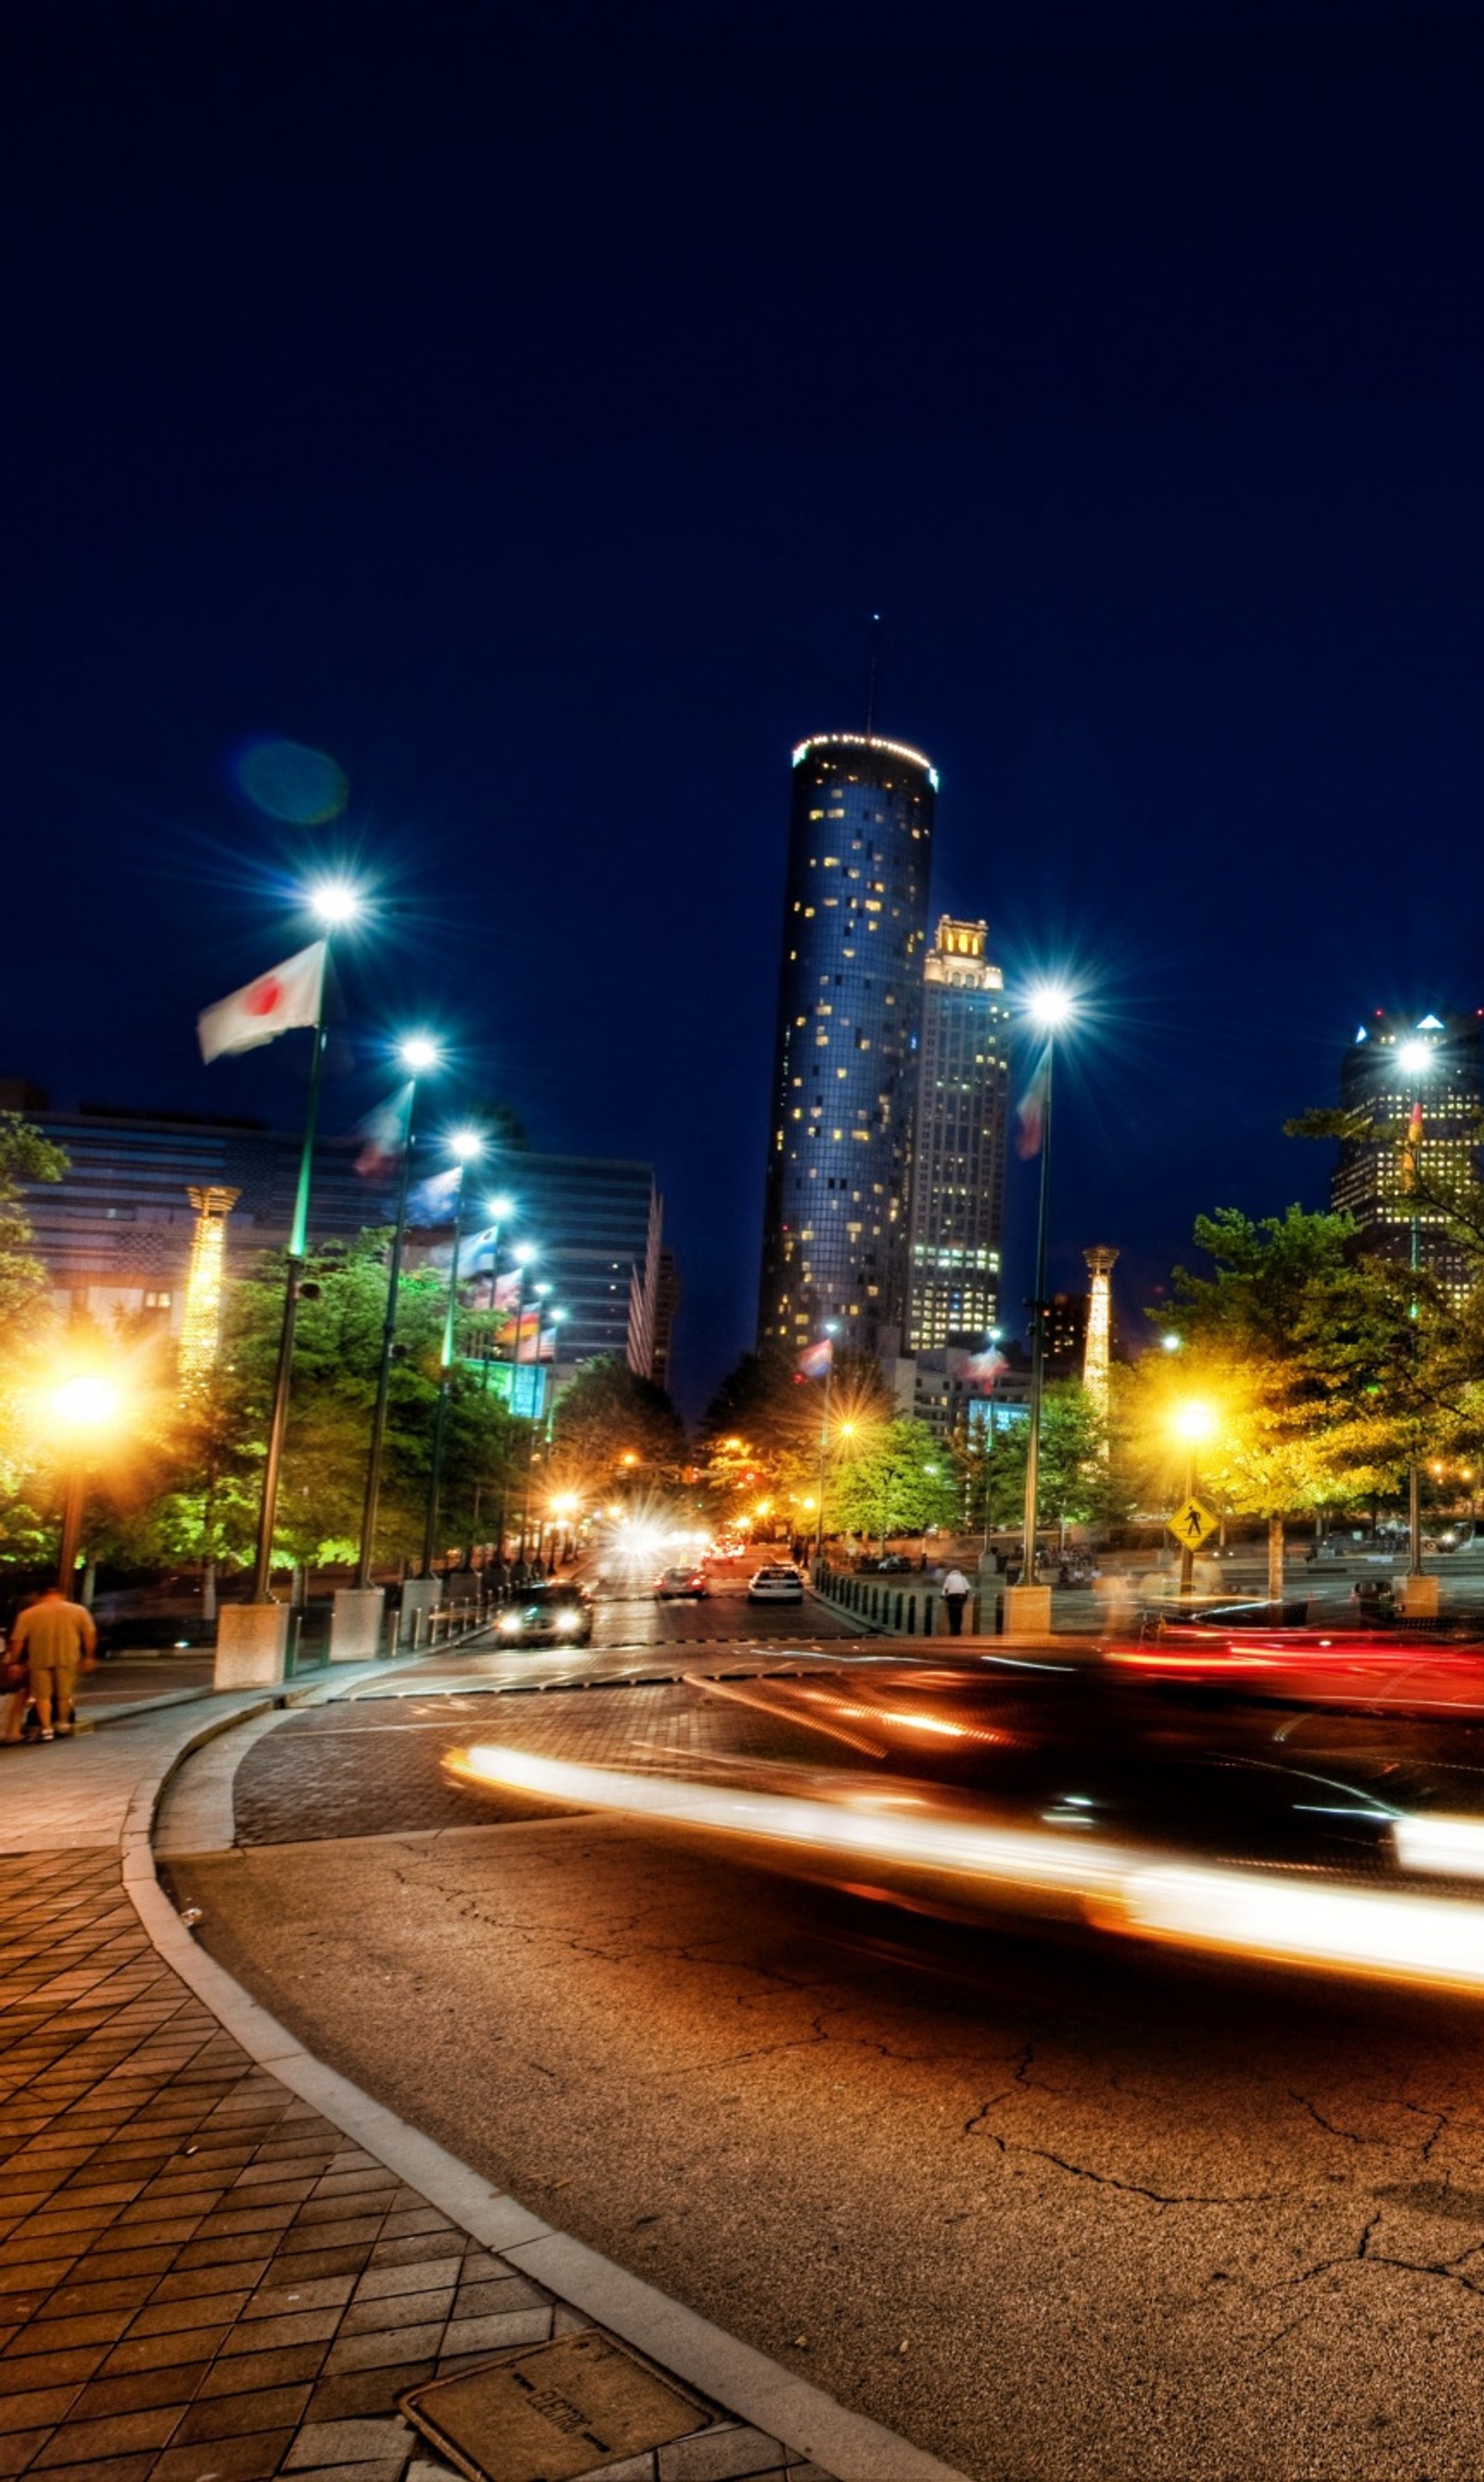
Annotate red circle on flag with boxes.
[246,977,283,1017]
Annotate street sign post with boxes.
[1167,1498,1217,1552]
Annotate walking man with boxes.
[10,1586,96,1741]
[940,1564,971,1637]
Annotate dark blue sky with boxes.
[6,2,1484,1411]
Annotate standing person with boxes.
[10,1586,96,1741]
[940,1564,971,1637]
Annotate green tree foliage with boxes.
[548,1354,688,1490]
[828,1417,960,1544]
[955,1380,1119,1535]
[698,1345,893,1528]
[1132,1205,1419,1587]
[0,1114,69,1555]
[134,1235,525,1574]
[0,1114,66,1342]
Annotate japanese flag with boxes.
[198,942,326,1064]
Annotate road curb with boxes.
[123,1697,972,2482]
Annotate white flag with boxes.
[198,941,326,1064]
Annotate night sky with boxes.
[6,3,1484,1414]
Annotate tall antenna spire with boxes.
[864,612,881,742]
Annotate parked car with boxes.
[747,1563,805,1605]
[495,1582,594,1646]
[656,1566,709,1600]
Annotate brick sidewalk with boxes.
[0,1714,836,2482]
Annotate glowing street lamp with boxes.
[1172,1399,1216,1600]
[1017,983,1077,1602]
[356,1035,443,1589]
[52,1374,120,1592]
[307,878,364,928]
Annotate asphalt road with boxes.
[173,1596,1484,2482]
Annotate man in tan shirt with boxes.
[9,1588,97,1740]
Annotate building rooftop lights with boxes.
[792,732,939,788]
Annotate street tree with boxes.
[1140,1205,1411,1597]
[829,1416,960,1547]
[549,1355,689,1495]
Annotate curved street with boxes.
[161,1589,1484,2482]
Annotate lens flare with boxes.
[237,739,349,825]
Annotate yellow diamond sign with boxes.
[1168,1498,1218,1551]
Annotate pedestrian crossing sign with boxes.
[1168,1498,1217,1550]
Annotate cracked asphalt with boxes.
[170,1654,1484,2482]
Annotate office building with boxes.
[1331,1011,1483,1295]
[15,1094,667,1378]
[757,731,935,1356]
[903,917,1011,1350]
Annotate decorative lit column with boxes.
[1081,1246,1118,1432]
[179,1186,239,1400]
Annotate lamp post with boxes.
[1171,1400,1215,1602]
[420,1130,484,1579]
[1399,1037,1436,1588]
[356,1036,440,1589]
[52,1375,119,1593]
[1017,986,1074,1606]
[251,877,363,1604]
[812,1321,839,1564]
[518,1282,553,1557]
[476,1194,516,1388]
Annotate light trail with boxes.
[452,1743,1484,1998]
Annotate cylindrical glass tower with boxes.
[757,730,936,1358]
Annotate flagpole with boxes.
[356,1076,421,1589]
[251,985,329,1604]
[421,1137,482,1579]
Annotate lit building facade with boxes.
[16,1098,667,1378]
[1332,1011,1483,1295]
[904,917,1010,1350]
[757,732,935,1356]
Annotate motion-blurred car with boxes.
[495,1582,594,1646]
[656,1566,709,1600]
[747,1563,804,1605]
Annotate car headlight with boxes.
[556,1611,581,1633]
[498,1614,523,1635]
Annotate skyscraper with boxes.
[1331,1010,1483,1294]
[903,916,1011,1350]
[757,732,936,1355]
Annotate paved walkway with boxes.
[0,1698,945,2482]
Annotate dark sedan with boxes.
[494,1582,594,1647]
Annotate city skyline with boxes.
[9,9,1484,1414]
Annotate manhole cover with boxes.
[401,2327,709,2482]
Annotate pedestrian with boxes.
[0,1618,28,1746]
[9,1586,96,1742]
[940,1564,971,1637]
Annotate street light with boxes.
[1018,984,1076,1603]
[421,1130,484,1578]
[1401,1039,1436,1585]
[52,1375,119,1593]
[1172,1399,1215,1601]
[249,877,365,1606]
[356,1035,442,1589]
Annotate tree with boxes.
[955,1380,1123,1538]
[145,1235,525,1576]
[549,1356,689,1493]
[0,1114,69,1564]
[1136,1206,1410,1597]
[829,1417,960,1546]
[699,1345,894,1533]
